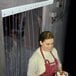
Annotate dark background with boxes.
[63,0,76,76]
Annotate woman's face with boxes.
[40,39,54,52]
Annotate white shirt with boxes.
[27,47,62,76]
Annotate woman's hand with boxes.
[55,70,68,76]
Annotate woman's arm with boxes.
[27,56,38,76]
[52,48,62,71]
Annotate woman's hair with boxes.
[39,31,54,42]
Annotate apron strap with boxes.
[40,47,56,62]
[50,51,56,59]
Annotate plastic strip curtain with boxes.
[3,7,42,76]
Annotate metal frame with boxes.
[1,0,53,17]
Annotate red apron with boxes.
[40,47,59,76]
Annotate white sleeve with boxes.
[52,48,62,69]
[27,56,38,76]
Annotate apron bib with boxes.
[40,47,58,76]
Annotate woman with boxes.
[27,31,64,76]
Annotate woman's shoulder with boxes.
[52,47,58,56]
[29,47,41,61]
[32,47,40,56]
[52,47,57,53]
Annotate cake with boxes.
[55,71,68,76]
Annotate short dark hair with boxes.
[39,31,54,42]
